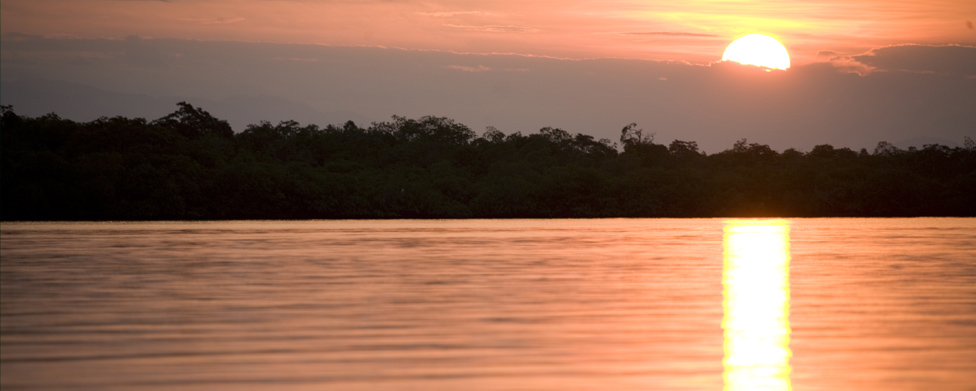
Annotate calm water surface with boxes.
[1,218,975,390]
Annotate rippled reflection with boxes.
[722,219,792,391]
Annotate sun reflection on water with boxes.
[723,219,792,391]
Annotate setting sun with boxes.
[722,34,791,70]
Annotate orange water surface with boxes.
[2,218,974,390]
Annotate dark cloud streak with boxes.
[620,31,718,37]
[852,44,976,76]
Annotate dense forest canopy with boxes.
[1,103,974,220]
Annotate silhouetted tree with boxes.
[2,105,974,220]
[153,102,233,139]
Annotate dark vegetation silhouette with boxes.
[2,103,974,220]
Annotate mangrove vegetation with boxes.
[2,103,974,220]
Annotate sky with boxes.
[1,0,975,152]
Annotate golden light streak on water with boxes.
[723,219,792,391]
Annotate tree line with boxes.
[2,103,974,220]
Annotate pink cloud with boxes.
[446,65,491,72]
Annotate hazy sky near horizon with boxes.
[1,0,975,152]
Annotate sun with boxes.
[722,34,791,70]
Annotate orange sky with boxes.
[2,0,974,65]
[2,0,975,152]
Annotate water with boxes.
[1,218,974,391]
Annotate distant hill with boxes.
[204,94,371,131]
[895,136,959,149]
[0,79,169,122]
[0,79,370,131]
